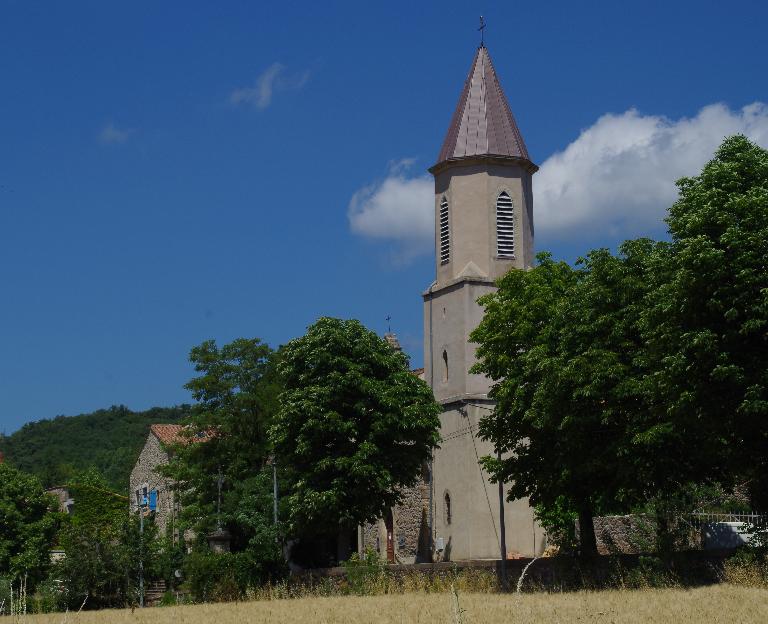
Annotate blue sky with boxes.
[2,1,767,433]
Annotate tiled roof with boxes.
[150,423,210,446]
[436,45,531,166]
[150,424,186,445]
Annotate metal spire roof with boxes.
[436,45,532,167]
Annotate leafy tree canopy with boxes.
[165,338,285,584]
[270,317,441,537]
[0,463,60,583]
[54,469,159,609]
[66,468,127,530]
[471,136,768,551]
[645,135,768,506]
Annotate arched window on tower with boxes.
[439,197,450,264]
[496,192,515,258]
[442,349,449,383]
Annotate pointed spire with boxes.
[435,46,533,168]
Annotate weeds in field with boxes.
[515,556,540,593]
[722,549,768,588]
[8,549,768,615]
[450,584,466,624]
[243,565,498,602]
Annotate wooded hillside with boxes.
[0,405,189,491]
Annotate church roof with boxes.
[435,45,532,167]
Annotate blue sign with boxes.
[149,490,157,512]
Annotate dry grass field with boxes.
[18,585,768,624]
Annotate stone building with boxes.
[423,44,545,560]
[45,486,74,514]
[129,424,189,539]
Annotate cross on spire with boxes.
[478,15,486,47]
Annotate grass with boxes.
[17,585,768,624]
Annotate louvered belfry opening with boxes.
[496,192,515,258]
[439,197,450,264]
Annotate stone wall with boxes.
[361,478,431,564]
[592,515,657,555]
[298,550,733,590]
[129,433,178,539]
[361,519,381,555]
[394,480,431,564]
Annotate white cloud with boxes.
[536,102,768,240]
[348,103,768,260]
[230,62,310,110]
[99,122,132,145]
[348,159,433,264]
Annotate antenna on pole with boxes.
[478,15,486,47]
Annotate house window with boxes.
[442,350,449,383]
[439,197,450,264]
[496,192,515,258]
[444,491,452,525]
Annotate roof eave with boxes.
[428,154,539,176]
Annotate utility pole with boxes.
[497,449,508,591]
[216,467,223,530]
[272,460,279,526]
[139,495,145,608]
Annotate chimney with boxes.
[384,333,402,352]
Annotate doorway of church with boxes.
[385,509,395,563]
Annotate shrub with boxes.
[342,549,385,595]
[619,556,678,589]
[183,549,278,602]
[723,548,768,588]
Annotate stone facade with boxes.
[45,486,74,514]
[591,515,657,554]
[361,478,431,564]
[129,426,181,540]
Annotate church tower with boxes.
[424,45,544,560]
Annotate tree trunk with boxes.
[336,526,353,563]
[656,508,674,562]
[578,506,598,557]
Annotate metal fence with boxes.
[690,512,767,549]
[690,512,767,528]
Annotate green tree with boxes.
[472,243,667,554]
[54,469,156,608]
[0,463,60,585]
[67,468,126,528]
[165,338,285,586]
[471,136,768,555]
[644,135,768,508]
[469,254,580,547]
[270,317,440,560]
